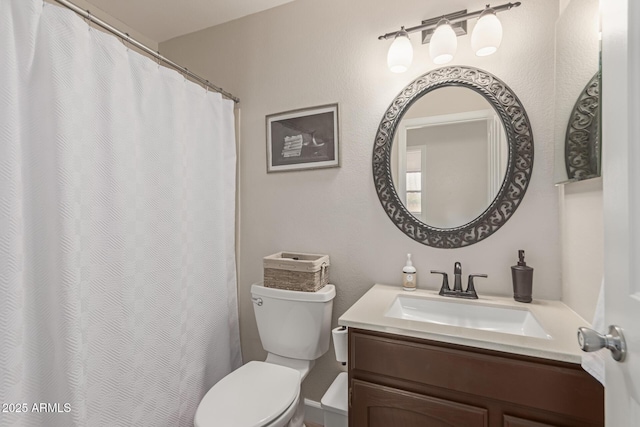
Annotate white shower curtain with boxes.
[0,1,241,426]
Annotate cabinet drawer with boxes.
[503,414,555,427]
[350,329,603,423]
[352,379,488,427]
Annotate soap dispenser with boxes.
[403,253,417,291]
[511,250,533,303]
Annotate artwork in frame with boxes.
[266,104,339,172]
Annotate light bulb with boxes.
[471,9,503,57]
[429,19,457,64]
[387,28,413,73]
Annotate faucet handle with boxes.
[465,274,488,299]
[431,270,450,295]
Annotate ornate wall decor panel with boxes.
[372,66,534,248]
[565,72,600,180]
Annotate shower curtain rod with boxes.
[52,0,240,104]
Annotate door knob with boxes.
[577,325,627,362]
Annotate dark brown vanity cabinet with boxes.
[348,329,603,427]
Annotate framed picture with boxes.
[266,103,339,172]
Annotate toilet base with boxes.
[285,395,305,427]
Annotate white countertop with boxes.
[338,284,591,364]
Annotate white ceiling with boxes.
[85,0,297,43]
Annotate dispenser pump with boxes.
[518,250,527,266]
[512,249,533,303]
[404,254,416,272]
[402,253,417,291]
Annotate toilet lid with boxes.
[194,361,300,427]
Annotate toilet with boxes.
[194,283,335,427]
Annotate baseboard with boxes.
[304,398,324,425]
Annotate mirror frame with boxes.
[373,66,534,248]
[565,72,600,180]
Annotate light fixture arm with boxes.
[377,1,520,40]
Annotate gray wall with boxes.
[161,0,561,401]
[560,178,603,321]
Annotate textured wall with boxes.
[161,0,561,402]
[559,178,603,321]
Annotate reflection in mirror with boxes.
[391,87,507,229]
[565,72,599,180]
[554,0,600,183]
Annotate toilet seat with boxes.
[194,361,301,427]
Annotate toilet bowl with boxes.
[194,283,335,427]
[194,361,301,427]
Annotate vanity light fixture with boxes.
[387,27,413,73]
[471,7,503,56]
[379,2,520,71]
[429,19,457,64]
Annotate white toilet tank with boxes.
[251,283,335,360]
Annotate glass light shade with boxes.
[471,11,503,57]
[387,31,413,73]
[429,21,457,64]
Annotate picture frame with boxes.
[266,103,340,172]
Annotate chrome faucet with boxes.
[431,262,487,300]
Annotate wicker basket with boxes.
[263,252,330,292]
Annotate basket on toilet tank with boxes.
[263,251,330,292]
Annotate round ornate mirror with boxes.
[373,66,534,248]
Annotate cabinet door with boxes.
[351,380,488,427]
[503,415,556,427]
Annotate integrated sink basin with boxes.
[339,284,590,363]
[385,295,551,339]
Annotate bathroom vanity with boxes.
[339,285,604,427]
